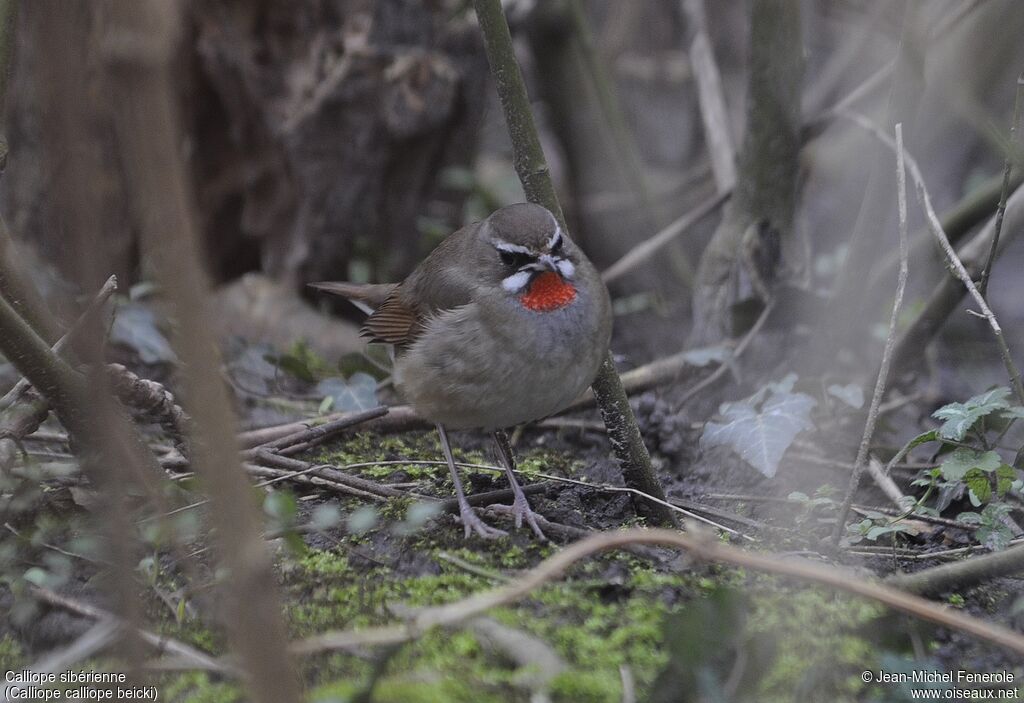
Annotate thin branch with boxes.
[5,620,121,699]
[681,0,736,192]
[842,111,1024,405]
[29,585,230,674]
[244,406,388,458]
[601,190,728,283]
[292,528,1024,658]
[0,275,117,411]
[832,121,911,543]
[0,390,49,473]
[675,300,774,408]
[472,0,675,526]
[978,72,1024,297]
[0,286,88,428]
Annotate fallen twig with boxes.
[246,406,389,457]
[885,541,1024,596]
[4,620,121,699]
[291,528,1024,658]
[29,585,230,674]
[239,405,424,447]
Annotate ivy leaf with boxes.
[315,373,378,412]
[932,387,1012,440]
[938,448,1001,482]
[701,379,816,478]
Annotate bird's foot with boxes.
[457,502,507,539]
[510,493,547,541]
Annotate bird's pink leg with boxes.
[493,430,547,541]
[436,424,506,539]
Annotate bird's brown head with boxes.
[478,203,580,312]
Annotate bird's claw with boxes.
[510,493,547,541]
[458,503,507,539]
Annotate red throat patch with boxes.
[520,271,577,312]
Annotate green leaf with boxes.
[904,430,939,452]
[938,448,1001,482]
[318,395,335,415]
[22,567,48,587]
[701,378,816,478]
[932,387,1012,440]
[1001,405,1024,420]
[264,491,298,523]
[963,468,992,504]
[996,464,1017,497]
[956,511,983,525]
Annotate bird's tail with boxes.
[308,281,397,313]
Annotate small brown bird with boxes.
[312,203,612,539]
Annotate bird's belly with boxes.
[394,304,601,430]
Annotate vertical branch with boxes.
[101,3,301,701]
[978,72,1024,298]
[681,0,736,193]
[832,123,911,544]
[690,0,803,344]
[472,0,676,526]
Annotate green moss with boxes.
[310,431,580,486]
[748,583,884,701]
[0,635,24,671]
[550,670,622,703]
[158,672,244,703]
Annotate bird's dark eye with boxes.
[550,234,563,254]
[499,250,534,269]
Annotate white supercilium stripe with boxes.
[493,240,533,255]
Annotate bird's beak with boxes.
[537,255,559,273]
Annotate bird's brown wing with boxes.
[361,290,425,346]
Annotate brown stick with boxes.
[885,542,1024,596]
